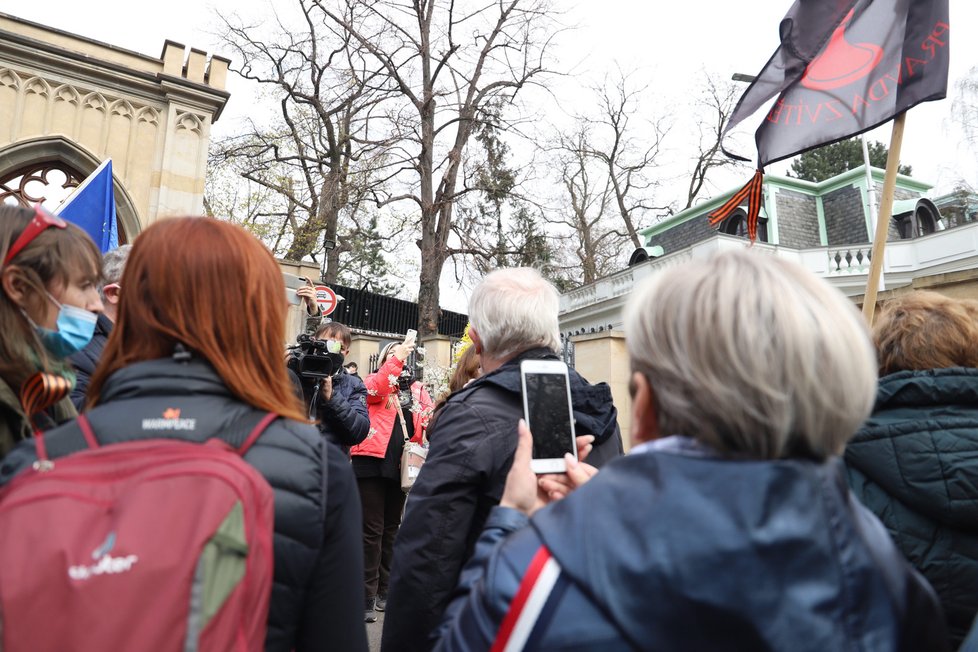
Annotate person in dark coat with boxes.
[433,250,947,652]
[290,320,370,456]
[381,267,623,652]
[845,291,978,647]
[0,217,367,652]
[68,244,131,410]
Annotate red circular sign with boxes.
[315,285,337,316]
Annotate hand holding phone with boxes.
[520,360,577,474]
[404,329,418,345]
[283,272,304,306]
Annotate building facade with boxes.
[0,12,229,240]
[561,166,978,447]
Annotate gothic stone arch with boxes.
[0,136,140,243]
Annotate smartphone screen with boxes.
[521,360,576,472]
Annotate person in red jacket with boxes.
[351,340,434,623]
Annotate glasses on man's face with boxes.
[3,204,68,267]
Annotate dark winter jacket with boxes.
[434,437,948,651]
[292,367,370,455]
[846,368,978,647]
[67,312,113,410]
[0,356,368,652]
[381,348,622,652]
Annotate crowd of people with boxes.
[1,205,977,651]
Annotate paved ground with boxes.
[367,609,384,651]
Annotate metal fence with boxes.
[560,334,576,369]
[326,282,468,338]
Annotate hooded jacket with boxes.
[381,348,622,652]
[434,438,948,652]
[0,356,368,652]
[845,368,978,647]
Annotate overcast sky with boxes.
[7,1,978,308]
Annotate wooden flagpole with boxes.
[861,112,907,324]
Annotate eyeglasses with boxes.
[3,204,67,267]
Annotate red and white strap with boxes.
[491,546,563,652]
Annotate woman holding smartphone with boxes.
[432,250,948,651]
[352,334,433,623]
[0,204,102,459]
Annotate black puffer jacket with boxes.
[382,348,622,652]
[845,368,978,648]
[0,356,368,652]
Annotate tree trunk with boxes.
[610,175,642,249]
[417,224,445,337]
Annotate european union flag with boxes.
[55,159,118,253]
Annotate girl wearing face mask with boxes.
[0,204,103,458]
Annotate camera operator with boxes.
[288,319,370,456]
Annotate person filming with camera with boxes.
[287,298,370,455]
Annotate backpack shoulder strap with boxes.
[216,411,279,455]
[235,412,279,455]
[34,414,100,463]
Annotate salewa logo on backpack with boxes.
[142,407,196,431]
[67,531,139,581]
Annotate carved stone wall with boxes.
[0,12,229,241]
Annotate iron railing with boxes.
[326,282,468,338]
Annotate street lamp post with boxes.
[320,235,336,283]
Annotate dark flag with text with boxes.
[710,0,949,240]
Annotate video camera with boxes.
[287,333,345,380]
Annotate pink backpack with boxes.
[0,411,277,651]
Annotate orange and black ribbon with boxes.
[19,372,72,424]
[708,169,765,242]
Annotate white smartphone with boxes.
[520,359,577,474]
[404,329,418,345]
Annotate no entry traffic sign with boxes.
[315,285,338,316]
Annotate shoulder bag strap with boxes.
[393,398,410,443]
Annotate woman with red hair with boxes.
[0,217,367,651]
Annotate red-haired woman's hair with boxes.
[87,217,306,421]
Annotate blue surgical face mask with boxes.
[27,293,98,358]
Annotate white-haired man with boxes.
[68,244,131,409]
[381,268,623,651]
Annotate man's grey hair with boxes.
[468,267,561,360]
[99,244,132,298]
[624,249,877,461]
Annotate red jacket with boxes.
[351,354,433,459]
